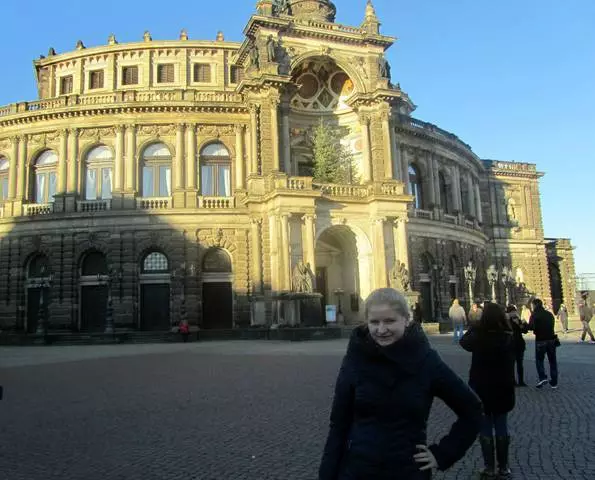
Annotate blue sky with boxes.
[1,0,593,276]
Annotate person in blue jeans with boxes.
[448,299,467,343]
[528,298,559,388]
[460,303,516,479]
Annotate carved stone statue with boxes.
[48,47,56,56]
[108,34,118,45]
[390,261,410,292]
[378,57,391,81]
[507,199,517,223]
[76,40,85,50]
[266,35,277,63]
[143,31,152,42]
[249,45,260,69]
[292,260,314,293]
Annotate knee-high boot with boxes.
[478,435,496,478]
[495,435,512,478]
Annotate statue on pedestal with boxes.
[390,261,410,292]
[292,260,314,293]
[249,45,260,70]
[266,35,277,63]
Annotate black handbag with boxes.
[554,335,561,347]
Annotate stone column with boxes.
[67,128,78,194]
[475,182,483,223]
[58,130,68,194]
[426,152,436,207]
[16,136,27,202]
[281,106,291,174]
[373,218,388,288]
[186,124,197,207]
[400,146,409,187]
[393,217,410,270]
[382,112,394,179]
[114,125,124,192]
[280,213,291,291]
[235,125,245,189]
[450,165,459,212]
[393,135,403,181]
[270,98,281,172]
[250,218,263,294]
[269,214,280,292]
[175,124,185,190]
[8,137,17,199]
[466,173,475,218]
[249,104,259,175]
[432,155,441,208]
[124,124,136,193]
[303,214,316,276]
[360,115,372,182]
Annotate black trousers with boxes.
[513,349,525,383]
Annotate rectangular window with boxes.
[0,177,8,200]
[89,70,104,90]
[142,167,154,197]
[158,165,171,196]
[230,66,244,84]
[193,63,212,83]
[218,165,231,197]
[85,169,97,200]
[60,75,73,95]
[35,173,46,203]
[157,64,175,84]
[201,165,215,196]
[122,66,139,85]
[48,172,57,202]
[102,168,113,199]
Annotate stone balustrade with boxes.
[23,203,54,216]
[199,196,235,209]
[414,209,433,220]
[136,197,171,210]
[76,199,111,212]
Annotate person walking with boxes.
[179,319,190,343]
[528,298,559,389]
[578,300,595,343]
[506,305,528,386]
[468,302,483,329]
[449,299,467,344]
[556,304,569,334]
[460,303,516,479]
[319,288,482,480]
[413,302,423,325]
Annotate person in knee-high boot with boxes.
[460,303,516,479]
[507,305,528,386]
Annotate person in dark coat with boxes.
[460,302,515,479]
[319,288,482,480]
[468,302,483,329]
[506,305,528,386]
[528,298,559,388]
[413,302,423,324]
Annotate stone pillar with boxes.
[450,166,459,212]
[175,124,185,190]
[400,146,409,187]
[124,124,136,193]
[373,218,388,288]
[426,152,436,207]
[393,217,410,270]
[303,214,316,276]
[432,154,441,208]
[360,115,372,182]
[186,124,197,207]
[250,218,263,294]
[67,128,78,194]
[114,125,124,192]
[281,106,291,174]
[58,130,68,194]
[382,113,393,179]
[475,182,483,223]
[8,137,17,199]
[16,136,27,202]
[249,104,259,175]
[466,173,475,218]
[270,98,280,172]
[280,213,291,291]
[269,214,280,292]
[235,125,245,189]
[393,135,403,181]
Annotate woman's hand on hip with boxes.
[414,444,438,472]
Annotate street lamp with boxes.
[432,264,444,322]
[463,261,477,310]
[487,265,498,303]
[501,266,514,306]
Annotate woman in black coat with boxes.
[319,288,483,480]
[460,303,515,480]
[506,305,528,386]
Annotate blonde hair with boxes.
[365,288,410,321]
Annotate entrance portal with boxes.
[201,248,233,329]
[140,284,171,331]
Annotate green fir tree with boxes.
[311,120,358,184]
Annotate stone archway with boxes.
[314,225,372,324]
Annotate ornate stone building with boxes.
[0,0,576,334]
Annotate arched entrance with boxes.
[201,248,233,329]
[314,225,372,324]
[139,251,171,331]
[25,254,52,333]
[79,251,108,332]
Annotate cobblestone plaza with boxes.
[1,337,593,480]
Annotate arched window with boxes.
[0,156,8,201]
[408,164,423,209]
[81,251,108,276]
[200,143,231,197]
[142,251,169,273]
[85,146,113,200]
[202,248,232,273]
[420,252,434,273]
[33,150,58,203]
[439,171,451,213]
[142,143,172,198]
[28,254,50,278]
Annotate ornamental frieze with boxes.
[0,138,11,150]
[197,228,236,252]
[196,125,235,137]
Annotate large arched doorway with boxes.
[25,254,51,333]
[139,251,171,331]
[79,251,108,332]
[201,248,233,329]
[314,225,372,324]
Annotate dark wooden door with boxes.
[202,282,232,329]
[141,284,170,331]
[27,288,42,334]
[421,283,433,323]
[80,285,108,332]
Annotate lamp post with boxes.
[35,266,54,336]
[432,264,444,322]
[501,266,511,306]
[487,265,498,303]
[463,261,477,310]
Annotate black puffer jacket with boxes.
[528,306,556,342]
[319,324,482,480]
[460,328,515,415]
